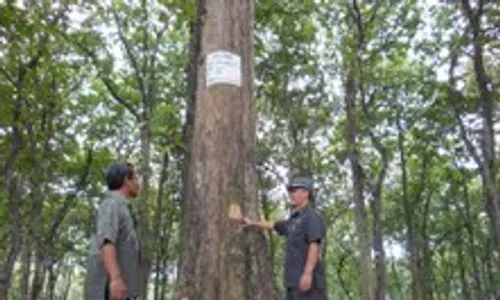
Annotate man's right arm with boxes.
[243,217,288,236]
[243,217,275,230]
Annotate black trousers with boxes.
[286,288,326,300]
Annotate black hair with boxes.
[104,162,135,190]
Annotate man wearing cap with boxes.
[243,177,327,300]
[84,162,141,300]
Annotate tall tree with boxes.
[62,2,189,296]
[451,0,500,254]
[175,0,280,299]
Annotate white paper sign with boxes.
[206,51,241,87]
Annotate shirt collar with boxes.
[108,190,130,204]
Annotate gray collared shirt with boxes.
[84,191,140,300]
[274,205,327,289]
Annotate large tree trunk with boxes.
[174,0,280,299]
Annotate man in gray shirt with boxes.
[243,177,327,300]
[84,162,140,300]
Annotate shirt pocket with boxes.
[287,218,306,245]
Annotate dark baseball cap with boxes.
[286,177,314,194]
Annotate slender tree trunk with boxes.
[30,250,45,300]
[459,0,500,254]
[421,192,435,300]
[20,244,31,300]
[391,259,403,298]
[154,265,160,300]
[176,5,201,298]
[344,67,374,300]
[159,232,169,300]
[155,194,174,300]
[457,237,471,300]
[175,0,279,299]
[371,192,386,300]
[29,195,45,300]
[47,264,57,300]
[0,213,22,299]
[367,142,387,300]
[463,184,483,298]
[61,269,72,300]
[0,92,24,300]
[153,153,169,300]
[397,116,421,300]
[481,244,494,297]
[138,120,152,299]
[360,91,387,300]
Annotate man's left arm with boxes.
[299,212,325,292]
[303,243,320,275]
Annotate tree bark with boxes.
[174,0,280,299]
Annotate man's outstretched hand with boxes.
[240,217,275,230]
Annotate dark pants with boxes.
[286,288,326,300]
